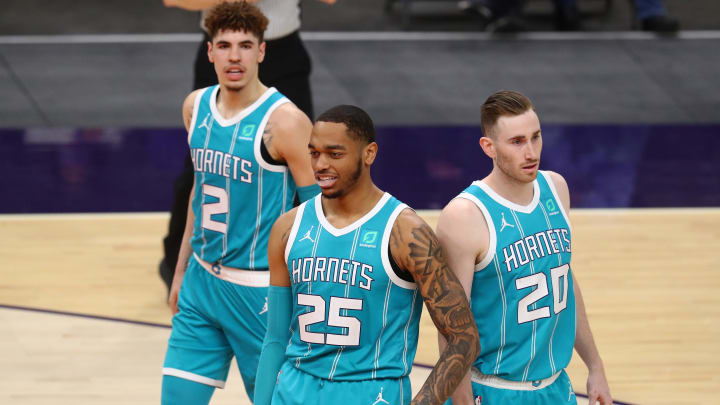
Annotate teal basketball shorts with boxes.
[445,368,577,405]
[162,254,269,399]
[272,361,412,405]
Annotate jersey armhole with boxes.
[284,201,307,264]
[455,193,497,272]
[187,87,208,146]
[381,205,417,290]
[254,98,292,173]
[540,171,572,232]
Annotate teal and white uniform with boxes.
[163,85,296,401]
[447,171,577,405]
[274,193,423,405]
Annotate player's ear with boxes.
[363,142,378,166]
[257,40,266,63]
[207,40,214,63]
[479,136,495,159]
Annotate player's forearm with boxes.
[573,277,604,372]
[174,197,196,277]
[413,329,478,405]
[437,334,474,405]
[163,0,237,11]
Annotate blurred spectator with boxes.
[460,0,679,32]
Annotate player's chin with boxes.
[520,166,539,179]
[222,81,245,91]
[321,188,343,199]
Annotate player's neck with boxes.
[216,79,267,119]
[484,169,535,206]
[321,180,384,229]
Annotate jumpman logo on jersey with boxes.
[197,113,211,131]
[499,212,515,232]
[372,387,389,405]
[259,297,268,315]
[299,226,315,243]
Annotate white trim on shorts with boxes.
[162,367,226,388]
[193,253,269,287]
[471,368,561,391]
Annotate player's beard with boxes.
[496,148,538,184]
[323,157,363,199]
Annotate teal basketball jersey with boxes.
[283,193,423,381]
[188,85,297,270]
[458,171,576,382]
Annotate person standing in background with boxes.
[160,2,320,403]
[159,0,334,292]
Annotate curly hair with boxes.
[204,1,269,43]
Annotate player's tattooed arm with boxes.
[262,122,274,151]
[266,104,316,187]
[390,210,480,405]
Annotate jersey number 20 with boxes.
[297,294,363,346]
[515,264,570,324]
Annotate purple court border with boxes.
[1,303,636,404]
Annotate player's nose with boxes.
[524,144,538,160]
[229,45,241,61]
[314,153,330,170]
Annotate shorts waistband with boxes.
[194,253,269,287]
[470,368,561,391]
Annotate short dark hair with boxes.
[316,105,376,144]
[204,1,269,43]
[481,90,534,138]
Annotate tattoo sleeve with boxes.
[391,213,480,405]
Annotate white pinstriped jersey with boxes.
[188,85,297,270]
[283,193,423,381]
[459,171,576,382]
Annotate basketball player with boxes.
[160,2,320,404]
[436,91,612,404]
[253,105,480,405]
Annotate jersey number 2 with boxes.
[515,264,569,324]
[297,294,363,346]
[201,184,228,234]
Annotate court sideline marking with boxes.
[1,303,637,404]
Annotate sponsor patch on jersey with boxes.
[546,198,559,215]
[239,124,256,140]
[359,230,378,248]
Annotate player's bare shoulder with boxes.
[437,197,488,258]
[388,208,442,274]
[544,171,570,210]
[182,89,204,131]
[271,205,301,246]
[263,102,313,162]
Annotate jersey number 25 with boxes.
[297,294,363,346]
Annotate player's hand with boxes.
[586,367,613,405]
[162,0,177,7]
[168,273,184,314]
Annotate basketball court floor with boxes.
[1,1,720,404]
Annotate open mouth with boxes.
[315,174,338,188]
[225,67,245,79]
